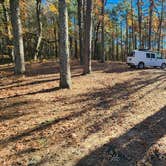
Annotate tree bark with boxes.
[131,0,134,50]
[157,0,164,51]
[10,0,25,74]
[83,0,93,74]
[94,21,100,60]
[137,0,143,49]
[54,25,58,58]
[77,0,84,64]
[116,24,119,61]
[34,0,42,61]
[59,0,72,89]
[148,0,154,50]
[101,0,105,63]
[126,12,129,57]
[120,21,123,61]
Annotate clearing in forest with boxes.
[0,61,166,166]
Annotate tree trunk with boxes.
[69,36,73,57]
[94,21,100,60]
[83,0,93,74]
[131,0,134,50]
[77,0,84,64]
[126,12,129,58]
[75,39,78,59]
[135,33,137,49]
[34,0,42,61]
[157,0,164,51]
[54,25,58,58]
[148,0,154,50]
[137,0,143,49]
[120,21,123,61]
[101,0,105,63]
[116,24,119,61]
[112,35,115,61]
[10,0,25,74]
[59,0,72,89]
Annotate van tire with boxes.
[161,63,166,69]
[138,62,144,69]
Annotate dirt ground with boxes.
[0,61,166,166]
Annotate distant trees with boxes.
[0,0,14,61]
[0,0,165,78]
[9,0,25,74]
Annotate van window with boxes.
[151,54,155,59]
[156,53,162,59]
[146,53,150,58]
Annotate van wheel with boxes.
[138,62,144,69]
[161,63,166,69]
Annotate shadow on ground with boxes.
[0,71,165,146]
[75,106,166,166]
[0,61,165,165]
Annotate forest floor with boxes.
[0,61,166,166]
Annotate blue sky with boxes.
[42,0,120,4]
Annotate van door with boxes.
[145,53,151,66]
[155,53,163,67]
[150,53,156,67]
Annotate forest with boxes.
[0,0,166,165]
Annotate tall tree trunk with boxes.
[126,12,129,57]
[59,0,72,89]
[10,0,25,74]
[116,24,119,61]
[101,0,105,63]
[120,22,123,61]
[94,21,100,60]
[77,0,84,64]
[157,0,164,51]
[69,36,73,56]
[75,39,78,59]
[34,0,42,61]
[137,0,143,49]
[83,0,93,74]
[112,34,115,61]
[135,33,137,49]
[131,0,134,50]
[54,25,58,58]
[148,0,154,50]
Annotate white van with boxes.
[127,50,166,69]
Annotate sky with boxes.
[42,0,120,5]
